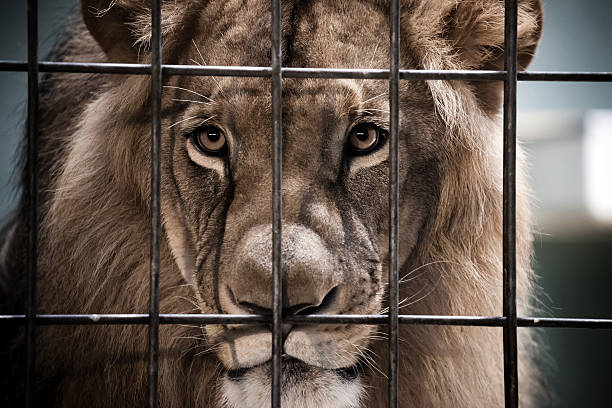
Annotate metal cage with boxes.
[1,0,612,407]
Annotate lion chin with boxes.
[220,357,364,408]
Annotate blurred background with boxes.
[0,0,610,406]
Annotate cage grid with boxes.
[0,0,611,407]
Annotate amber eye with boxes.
[348,124,387,154]
[189,125,227,154]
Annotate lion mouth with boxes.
[225,355,360,382]
[212,322,370,372]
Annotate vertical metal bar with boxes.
[25,0,38,406]
[148,0,162,407]
[271,0,283,407]
[388,0,400,407]
[502,1,518,407]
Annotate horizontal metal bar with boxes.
[285,68,506,80]
[518,71,612,82]
[517,317,612,329]
[1,60,610,82]
[0,314,269,325]
[2,314,611,328]
[283,67,386,79]
[0,60,27,71]
[43,61,150,75]
[401,70,505,81]
[165,64,271,77]
[289,314,506,326]
[0,61,150,74]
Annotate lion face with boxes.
[35,0,543,406]
[158,1,439,405]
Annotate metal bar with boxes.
[388,0,400,407]
[0,61,506,80]
[36,61,149,74]
[0,61,28,71]
[518,71,612,81]
[502,1,519,407]
[165,64,271,77]
[291,315,504,326]
[4,60,612,82]
[25,1,38,406]
[270,0,283,407]
[285,67,386,79]
[399,70,504,81]
[287,68,507,81]
[3,314,612,328]
[148,1,162,407]
[517,317,612,329]
[0,61,496,79]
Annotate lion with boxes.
[0,0,544,406]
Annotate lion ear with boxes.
[443,0,543,71]
[81,0,142,62]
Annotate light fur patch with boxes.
[186,139,226,177]
[220,365,364,408]
[163,200,197,285]
[349,142,389,174]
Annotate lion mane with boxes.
[1,1,543,407]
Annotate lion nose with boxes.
[225,224,342,321]
[229,285,339,340]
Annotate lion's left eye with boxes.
[189,125,227,155]
[347,123,387,155]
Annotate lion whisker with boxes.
[191,39,207,66]
[168,115,203,129]
[355,38,382,98]
[177,324,204,329]
[356,108,390,114]
[347,341,387,379]
[367,335,387,342]
[352,342,379,359]
[169,295,202,310]
[172,98,213,105]
[398,268,433,285]
[165,282,193,290]
[173,335,207,342]
[379,275,439,314]
[163,85,213,102]
[195,115,216,127]
[191,40,235,108]
[398,260,456,284]
[179,341,215,359]
[173,308,201,314]
[193,343,222,358]
[359,92,388,107]
[398,270,444,310]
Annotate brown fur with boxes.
[0,1,543,406]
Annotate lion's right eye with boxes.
[188,125,227,155]
[347,123,387,155]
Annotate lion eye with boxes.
[189,125,227,154]
[348,124,386,154]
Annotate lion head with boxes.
[0,0,543,407]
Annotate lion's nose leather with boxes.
[225,223,342,315]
